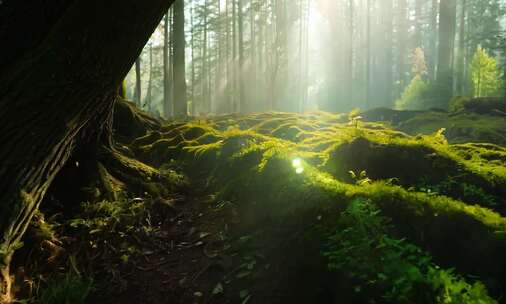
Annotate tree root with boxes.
[0,255,13,304]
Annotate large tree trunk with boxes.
[0,0,174,301]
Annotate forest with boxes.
[0,0,506,303]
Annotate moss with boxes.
[97,163,125,201]
[399,111,506,145]
[127,112,506,299]
[130,131,162,147]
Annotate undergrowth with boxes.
[324,199,496,303]
[135,112,506,302]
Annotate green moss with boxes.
[128,112,506,301]
[399,112,506,145]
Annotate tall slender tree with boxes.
[163,12,171,118]
[173,0,187,116]
[134,57,142,106]
[436,0,457,104]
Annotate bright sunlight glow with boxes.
[292,158,304,174]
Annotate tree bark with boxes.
[396,0,408,96]
[238,0,246,112]
[429,0,439,81]
[456,0,467,95]
[0,0,174,301]
[135,57,142,106]
[145,43,154,111]
[163,12,172,118]
[348,0,354,109]
[366,0,372,109]
[173,0,187,117]
[437,0,457,104]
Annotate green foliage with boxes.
[429,268,495,304]
[324,199,431,302]
[419,177,497,208]
[470,47,503,97]
[395,75,429,110]
[348,170,372,186]
[399,110,506,145]
[323,199,497,303]
[448,96,471,112]
[40,274,93,304]
[138,114,506,303]
[68,199,150,266]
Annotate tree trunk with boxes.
[238,0,246,112]
[348,0,354,108]
[366,0,371,109]
[190,3,197,116]
[250,0,257,111]
[173,0,187,117]
[413,0,423,48]
[396,0,408,96]
[145,43,154,111]
[135,57,142,106]
[0,1,174,301]
[429,0,439,81]
[163,12,171,118]
[202,0,209,113]
[232,0,238,112]
[456,0,467,95]
[437,0,457,104]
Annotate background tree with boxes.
[470,47,504,97]
[173,0,188,116]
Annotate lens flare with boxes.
[292,158,305,174]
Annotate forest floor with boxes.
[17,104,506,304]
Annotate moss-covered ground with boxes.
[126,112,506,303]
[21,110,506,304]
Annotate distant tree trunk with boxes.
[456,0,467,95]
[348,0,354,108]
[437,0,457,104]
[250,1,257,111]
[163,12,171,118]
[396,0,408,96]
[366,0,372,109]
[202,0,209,113]
[168,8,175,116]
[413,0,423,48]
[232,0,238,112]
[225,0,233,113]
[298,0,304,112]
[134,57,142,106]
[428,0,439,81]
[0,1,174,301]
[173,0,187,117]
[190,3,196,116]
[145,43,153,111]
[386,0,394,106]
[303,0,310,109]
[238,0,246,112]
